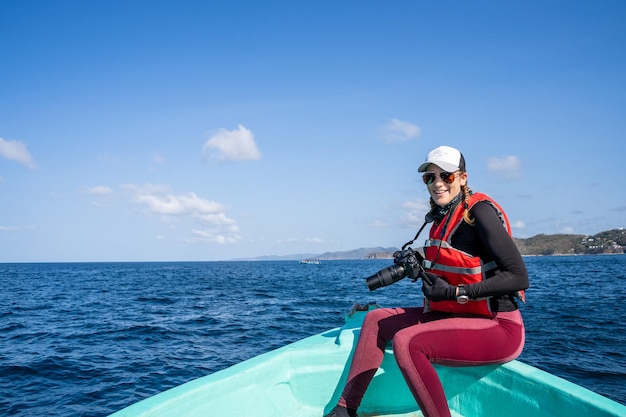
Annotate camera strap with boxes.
[401,217,432,250]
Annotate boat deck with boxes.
[110,310,626,417]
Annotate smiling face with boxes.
[425,164,467,207]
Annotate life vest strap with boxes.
[424,260,497,275]
[424,239,452,249]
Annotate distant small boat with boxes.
[109,305,626,417]
[298,259,320,264]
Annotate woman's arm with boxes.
[465,201,529,299]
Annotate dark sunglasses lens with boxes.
[422,173,436,185]
[441,172,455,183]
[422,171,456,185]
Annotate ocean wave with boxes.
[1,257,625,416]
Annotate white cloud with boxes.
[83,186,114,195]
[135,192,225,216]
[202,124,261,161]
[402,199,431,227]
[196,212,238,228]
[190,229,242,244]
[368,219,389,228]
[128,184,240,245]
[511,220,526,229]
[0,137,36,169]
[382,119,421,143]
[81,186,115,208]
[486,155,521,179]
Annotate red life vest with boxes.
[423,192,515,317]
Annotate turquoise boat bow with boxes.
[109,307,626,417]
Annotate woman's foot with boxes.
[323,405,358,417]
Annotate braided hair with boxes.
[462,184,475,226]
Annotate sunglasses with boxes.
[422,171,458,185]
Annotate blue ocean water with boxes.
[1,255,625,416]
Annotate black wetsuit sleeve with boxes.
[464,201,529,300]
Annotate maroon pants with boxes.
[338,307,525,417]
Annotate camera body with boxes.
[365,248,424,291]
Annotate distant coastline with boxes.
[245,228,625,261]
[512,228,625,256]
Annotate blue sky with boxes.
[1,1,625,262]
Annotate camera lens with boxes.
[365,264,407,291]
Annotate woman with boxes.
[325,146,529,417]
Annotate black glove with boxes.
[421,271,457,301]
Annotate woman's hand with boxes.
[421,272,457,301]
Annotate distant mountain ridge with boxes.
[244,247,397,261]
[241,228,625,261]
[316,247,398,260]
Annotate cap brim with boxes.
[418,161,459,172]
[417,162,431,172]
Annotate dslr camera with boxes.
[365,248,424,291]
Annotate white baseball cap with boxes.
[417,145,466,173]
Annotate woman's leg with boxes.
[337,307,427,410]
[392,311,524,417]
